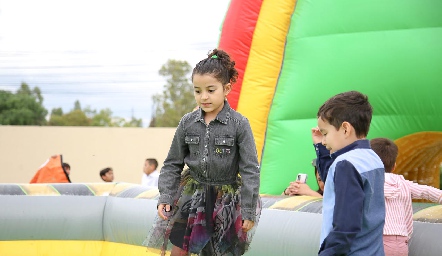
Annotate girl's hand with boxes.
[286,182,298,196]
[292,181,313,195]
[157,204,172,220]
[311,127,323,144]
[242,220,255,232]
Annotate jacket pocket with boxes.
[214,136,235,159]
[215,136,234,147]
[185,135,200,145]
[185,135,200,157]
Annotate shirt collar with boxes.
[194,100,231,124]
[330,139,370,159]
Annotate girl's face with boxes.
[193,73,231,118]
[315,171,324,192]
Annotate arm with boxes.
[312,127,333,182]
[286,181,323,197]
[319,160,364,256]
[407,180,442,203]
[237,117,260,222]
[157,116,188,207]
[314,143,333,183]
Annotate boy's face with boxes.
[102,170,114,182]
[317,117,347,153]
[143,161,154,175]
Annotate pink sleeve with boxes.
[406,180,442,203]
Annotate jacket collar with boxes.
[194,100,231,124]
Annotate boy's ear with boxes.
[341,121,352,135]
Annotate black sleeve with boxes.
[314,143,332,182]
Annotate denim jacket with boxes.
[158,101,260,221]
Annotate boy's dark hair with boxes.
[145,158,158,169]
[100,167,112,179]
[191,48,238,85]
[62,163,70,169]
[370,138,398,173]
[317,91,372,138]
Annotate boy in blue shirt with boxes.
[315,91,385,255]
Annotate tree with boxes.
[122,116,143,127]
[74,100,82,111]
[150,59,195,127]
[88,108,142,127]
[17,82,32,95]
[0,83,143,127]
[0,83,48,125]
[63,109,91,126]
[49,102,91,126]
[48,109,90,126]
[51,108,63,116]
[48,104,143,127]
[89,108,113,126]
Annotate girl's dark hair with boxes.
[191,49,238,85]
[314,166,324,195]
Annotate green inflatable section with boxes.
[260,0,442,194]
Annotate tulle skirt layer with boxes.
[145,171,261,256]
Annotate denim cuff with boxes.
[241,208,256,222]
[157,194,173,206]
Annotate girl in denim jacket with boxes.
[145,49,261,256]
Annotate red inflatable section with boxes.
[219,0,262,110]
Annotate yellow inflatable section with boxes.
[237,0,297,161]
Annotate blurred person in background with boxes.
[30,155,71,183]
[141,158,159,187]
[100,167,114,182]
[62,163,71,176]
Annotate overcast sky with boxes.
[0,0,230,126]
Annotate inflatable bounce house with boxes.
[1,0,441,255]
[220,0,442,195]
[1,183,441,256]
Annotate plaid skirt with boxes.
[144,170,261,256]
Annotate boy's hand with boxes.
[311,127,323,144]
[157,204,172,220]
[242,220,255,232]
